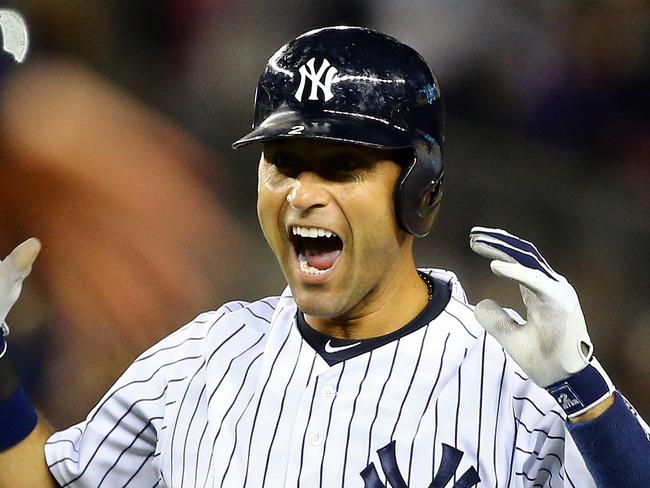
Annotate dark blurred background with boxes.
[0,0,648,425]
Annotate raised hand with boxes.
[469,226,593,387]
[0,238,40,356]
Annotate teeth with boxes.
[298,253,329,275]
[291,226,337,238]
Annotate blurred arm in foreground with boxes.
[0,59,246,422]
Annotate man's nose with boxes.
[287,172,329,211]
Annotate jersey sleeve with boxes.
[44,355,168,487]
[42,309,221,487]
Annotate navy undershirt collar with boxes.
[297,273,451,366]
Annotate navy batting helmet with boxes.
[233,26,444,237]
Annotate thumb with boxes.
[5,238,41,278]
[474,299,521,345]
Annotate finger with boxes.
[489,260,556,297]
[5,237,41,277]
[470,232,558,282]
[469,236,518,263]
[470,226,553,269]
[474,299,530,358]
[474,299,520,335]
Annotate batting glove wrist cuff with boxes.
[545,357,615,419]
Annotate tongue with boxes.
[305,248,341,270]
[302,238,342,270]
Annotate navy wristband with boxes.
[545,357,615,418]
[0,385,38,450]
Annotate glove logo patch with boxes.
[548,384,584,412]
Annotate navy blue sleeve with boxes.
[567,392,650,487]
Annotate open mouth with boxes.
[290,225,343,276]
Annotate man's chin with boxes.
[290,287,346,318]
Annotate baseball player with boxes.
[1,26,649,488]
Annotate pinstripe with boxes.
[220,392,257,487]
[566,468,577,488]
[206,334,264,407]
[514,418,565,442]
[296,376,320,487]
[390,325,430,442]
[170,360,206,484]
[96,416,163,487]
[304,350,318,387]
[514,370,528,381]
[453,348,468,484]
[202,350,264,487]
[240,306,272,324]
[493,349,507,488]
[443,308,479,339]
[123,451,155,487]
[513,396,564,421]
[432,397,439,480]
[179,384,207,487]
[407,332,450,485]
[477,331,487,478]
[261,340,304,485]
[86,354,202,425]
[506,409,518,488]
[365,340,401,466]
[515,447,563,473]
[242,312,292,485]
[192,414,210,486]
[322,361,347,487]
[134,335,207,364]
[44,438,79,452]
[341,353,372,488]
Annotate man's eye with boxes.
[332,158,364,173]
[270,154,299,172]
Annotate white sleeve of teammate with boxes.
[43,311,214,487]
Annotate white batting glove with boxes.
[0,238,40,358]
[470,227,614,417]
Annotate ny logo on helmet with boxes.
[295,57,338,102]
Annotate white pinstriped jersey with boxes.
[44,269,595,487]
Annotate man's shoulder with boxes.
[186,295,293,337]
[133,295,294,365]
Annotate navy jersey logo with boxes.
[360,441,480,488]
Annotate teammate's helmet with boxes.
[233,26,444,237]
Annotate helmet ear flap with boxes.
[395,138,444,237]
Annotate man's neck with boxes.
[304,266,430,339]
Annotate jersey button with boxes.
[321,385,336,399]
[309,432,323,446]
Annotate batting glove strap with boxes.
[545,357,615,419]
